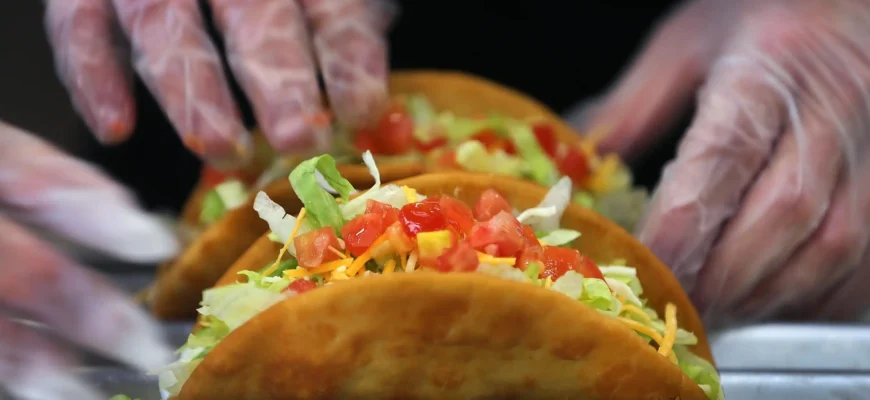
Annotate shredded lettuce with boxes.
[477,263,531,283]
[505,120,558,186]
[288,154,354,235]
[252,192,313,256]
[454,140,526,176]
[526,176,572,233]
[549,271,584,299]
[537,229,581,246]
[199,179,248,224]
[675,345,725,400]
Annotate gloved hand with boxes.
[575,0,870,324]
[44,0,393,167]
[0,121,179,399]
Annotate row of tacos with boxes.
[144,151,722,399]
[144,70,649,320]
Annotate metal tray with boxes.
[76,367,870,400]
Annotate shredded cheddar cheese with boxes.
[618,317,665,345]
[310,258,353,274]
[383,259,396,274]
[283,268,310,278]
[406,251,419,272]
[476,252,516,266]
[657,303,678,360]
[544,276,554,289]
[621,304,654,326]
[347,232,391,276]
[401,186,418,203]
[328,246,346,259]
[263,208,307,276]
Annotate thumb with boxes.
[573,1,720,159]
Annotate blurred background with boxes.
[0,0,686,217]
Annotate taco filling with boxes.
[156,152,722,399]
[340,95,648,230]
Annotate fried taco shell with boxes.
[174,173,712,400]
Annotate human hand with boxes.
[44,0,394,167]
[576,0,870,324]
[0,121,179,399]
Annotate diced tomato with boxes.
[436,151,461,169]
[283,278,318,294]
[520,225,539,247]
[353,128,378,152]
[434,240,479,272]
[539,247,605,281]
[532,123,559,157]
[365,200,400,226]
[557,147,591,186]
[399,201,447,237]
[517,245,543,271]
[341,214,386,257]
[471,129,516,155]
[386,221,414,253]
[576,253,605,281]
[472,129,501,148]
[438,196,475,236]
[200,165,243,188]
[473,189,513,221]
[373,106,415,155]
[415,136,448,152]
[293,227,342,269]
[469,211,525,257]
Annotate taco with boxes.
[341,70,649,231]
[149,69,645,319]
[154,152,723,400]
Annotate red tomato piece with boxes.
[438,196,475,236]
[365,200,400,226]
[373,106,415,155]
[415,136,448,152]
[532,123,559,157]
[473,188,513,221]
[469,211,525,257]
[341,214,386,257]
[293,227,342,269]
[200,165,243,189]
[283,278,317,294]
[520,225,539,247]
[517,245,544,271]
[434,240,479,272]
[557,147,591,186]
[386,221,414,253]
[576,253,605,281]
[436,151,461,169]
[353,128,379,153]
[472,129,501,148]
[539,246,605,280]
[399,201,447,237]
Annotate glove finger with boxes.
[732,159,870,321]
[692,19,870,318]
[0,319,102,400]
[577,0,724,158]
[44,0,136,143]
[112,0,251,168]
[637,61,788,293]
[301,0,391,128]
[692,102,843,319]
[0,121,179,263]
[0,216,173,371]
[209,0,328,153]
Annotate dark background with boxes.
[0,1,687,215]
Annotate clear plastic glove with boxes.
[0,121,179,399]
[44,0,393,167]
[573,0,870,324]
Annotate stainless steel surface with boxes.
[710,324,870,372]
